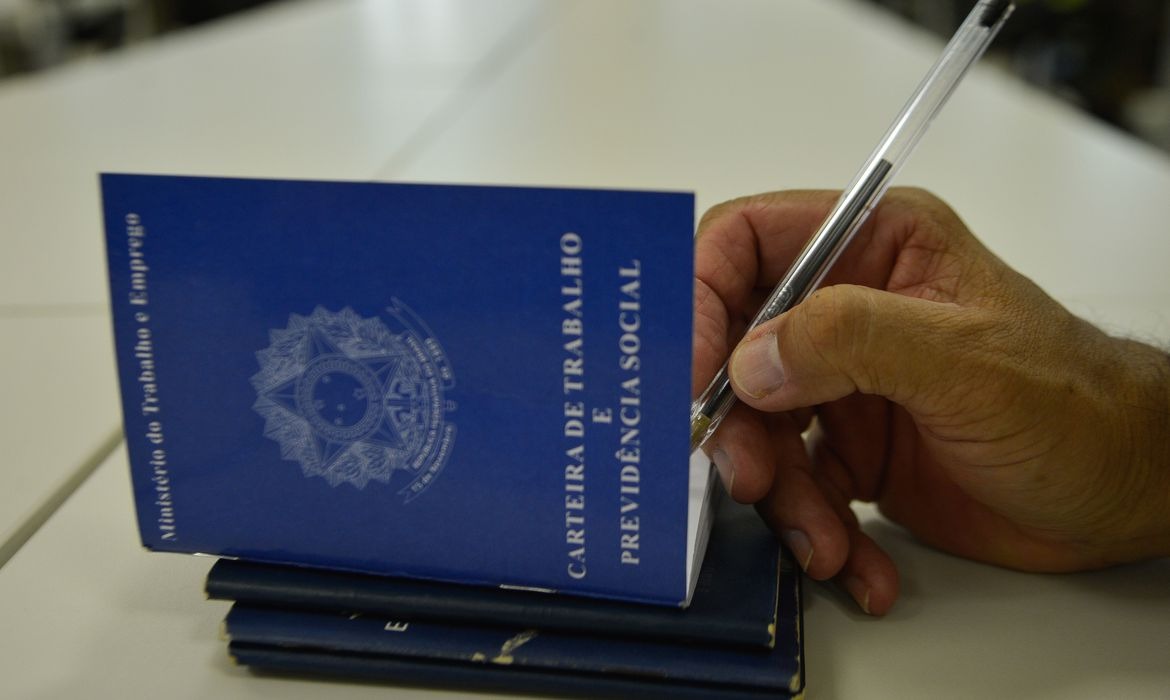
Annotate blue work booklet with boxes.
[223,560,802,699]
[206,489,780,649]
[101,174,712,606]
[216,495,804,699]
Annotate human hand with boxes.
[693,188,1170,615]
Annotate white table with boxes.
[0,0,541,556]
[2,1,1169,698]
[382,0,1170,340]
[0,0,545,307]
[0,445,509,699]
[0,313,120,565]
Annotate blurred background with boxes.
[1,0,1169,152]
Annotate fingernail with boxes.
[781,529,814,573]
[844,576,871,615]
[730,333,784,398]
[711,448,736,497]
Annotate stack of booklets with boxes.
[209,490,804,699]
[100,174,804,698]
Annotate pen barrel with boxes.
[690,369,733,451]
[754,157,893,329]
[747,0,1014,329]
[690,1,1013,451]
[870,0,1013,171]
[690,156,891,452]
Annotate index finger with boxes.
[692,189,949,392]
[692,190,842,392]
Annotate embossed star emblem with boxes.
[261,325,409,472]
[251,305,454,497]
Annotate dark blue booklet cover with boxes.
[223,554,803,699]
[101,174,709,606]
[229,640,800,700]
[207,491,779,648]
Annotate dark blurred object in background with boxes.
[0,0,282,76]
[869,0,1170,151]
[148,0,276,31]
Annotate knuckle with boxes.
[692,281,730,359]
[886,187,967,237]
[898,189,964,236]
[796,286,877,378]
[886,186,948,214]
[697,190,838,239]
[696,195,755,237]
[796,285,899,397]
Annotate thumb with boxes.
[728,284,974,414]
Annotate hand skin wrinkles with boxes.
[695,189,1170,611]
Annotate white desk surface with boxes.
[382,0,1170,341]
[2,0,1169,698]
[0,446,510,700]
[0,0,541,554]
[0,314,120,565]
[0,0,543,307]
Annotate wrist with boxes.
[1100,338,1170,565]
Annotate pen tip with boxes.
[690,415,711,452]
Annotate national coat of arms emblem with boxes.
[251,302,455,501]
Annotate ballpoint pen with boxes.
[690,0,1015,451]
